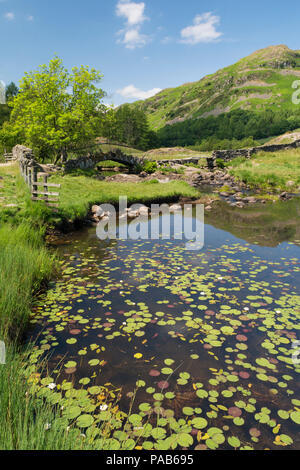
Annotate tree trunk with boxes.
[54,147,68,165]
[60,148,68,163]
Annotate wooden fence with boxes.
[4,153,16,163]
[19,159,61,210]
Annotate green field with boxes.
[227,148,300,191]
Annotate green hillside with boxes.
[129,45,300,130]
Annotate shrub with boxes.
[142,161,158,174]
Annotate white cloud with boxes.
[180,12,222,45]
[27,15,34,22]
[116,0,146,26]
[117,84,162,100]
[116,0,149,49]
[4,12,15,21]
[118,28,148,49]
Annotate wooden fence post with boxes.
[28,167,32,188]
[24,164,28,185]
[32,166,38,198]
[43,174,48,204]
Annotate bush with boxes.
[216,158,225,169]
[142,161,158,174]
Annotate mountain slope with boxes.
[129,45,300,130]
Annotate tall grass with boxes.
[0,345,111,450]
[0,224,54,341]
[227,149,300,190]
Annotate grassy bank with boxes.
[0,224,54,340]
[50,173,198,221]
[226,148,300,191]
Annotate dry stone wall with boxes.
[212,139,300,162]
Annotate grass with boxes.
[0,346,96,450]
[145,147,208,161]
[0,224,54,341]
[50,173,198,221]
[226,148,300,191]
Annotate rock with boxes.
[96,207,106,218]
[157,178,170,184]
[138,206,149,215]
[91,205,100,214]
[244,197,257,204]
[140,171,147,178]
[205,205,212,211]
[286,180,295,187]
[127,210,139,219]
[169,204,182,212]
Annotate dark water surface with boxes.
[29,199,300,450]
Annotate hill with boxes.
[129,45,300,130]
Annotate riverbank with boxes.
[0,163,200,450]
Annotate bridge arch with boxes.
[64,148,145,172]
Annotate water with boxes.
[28,198,300,450]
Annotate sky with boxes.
[0,0,300,106]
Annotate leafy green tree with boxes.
[1,57,106,162]
[101,104,155,150]
[5,82,19,102]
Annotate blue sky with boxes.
[0,0,300,105]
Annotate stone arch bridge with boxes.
[64,147,145,172]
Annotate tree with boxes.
[1,57,106,162]
[101,105,155,150]
[5,82,19,102]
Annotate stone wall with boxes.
[212,139,300,162]
[12,144,34,161]
[156,157,207,166]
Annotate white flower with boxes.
[44,423,51,430]
[244,307,249,311]
[48,383,56,390]
[275,310,281,313]
[100,404,108,411]
[217,277,223,280]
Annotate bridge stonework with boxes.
[63,149,145,172]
